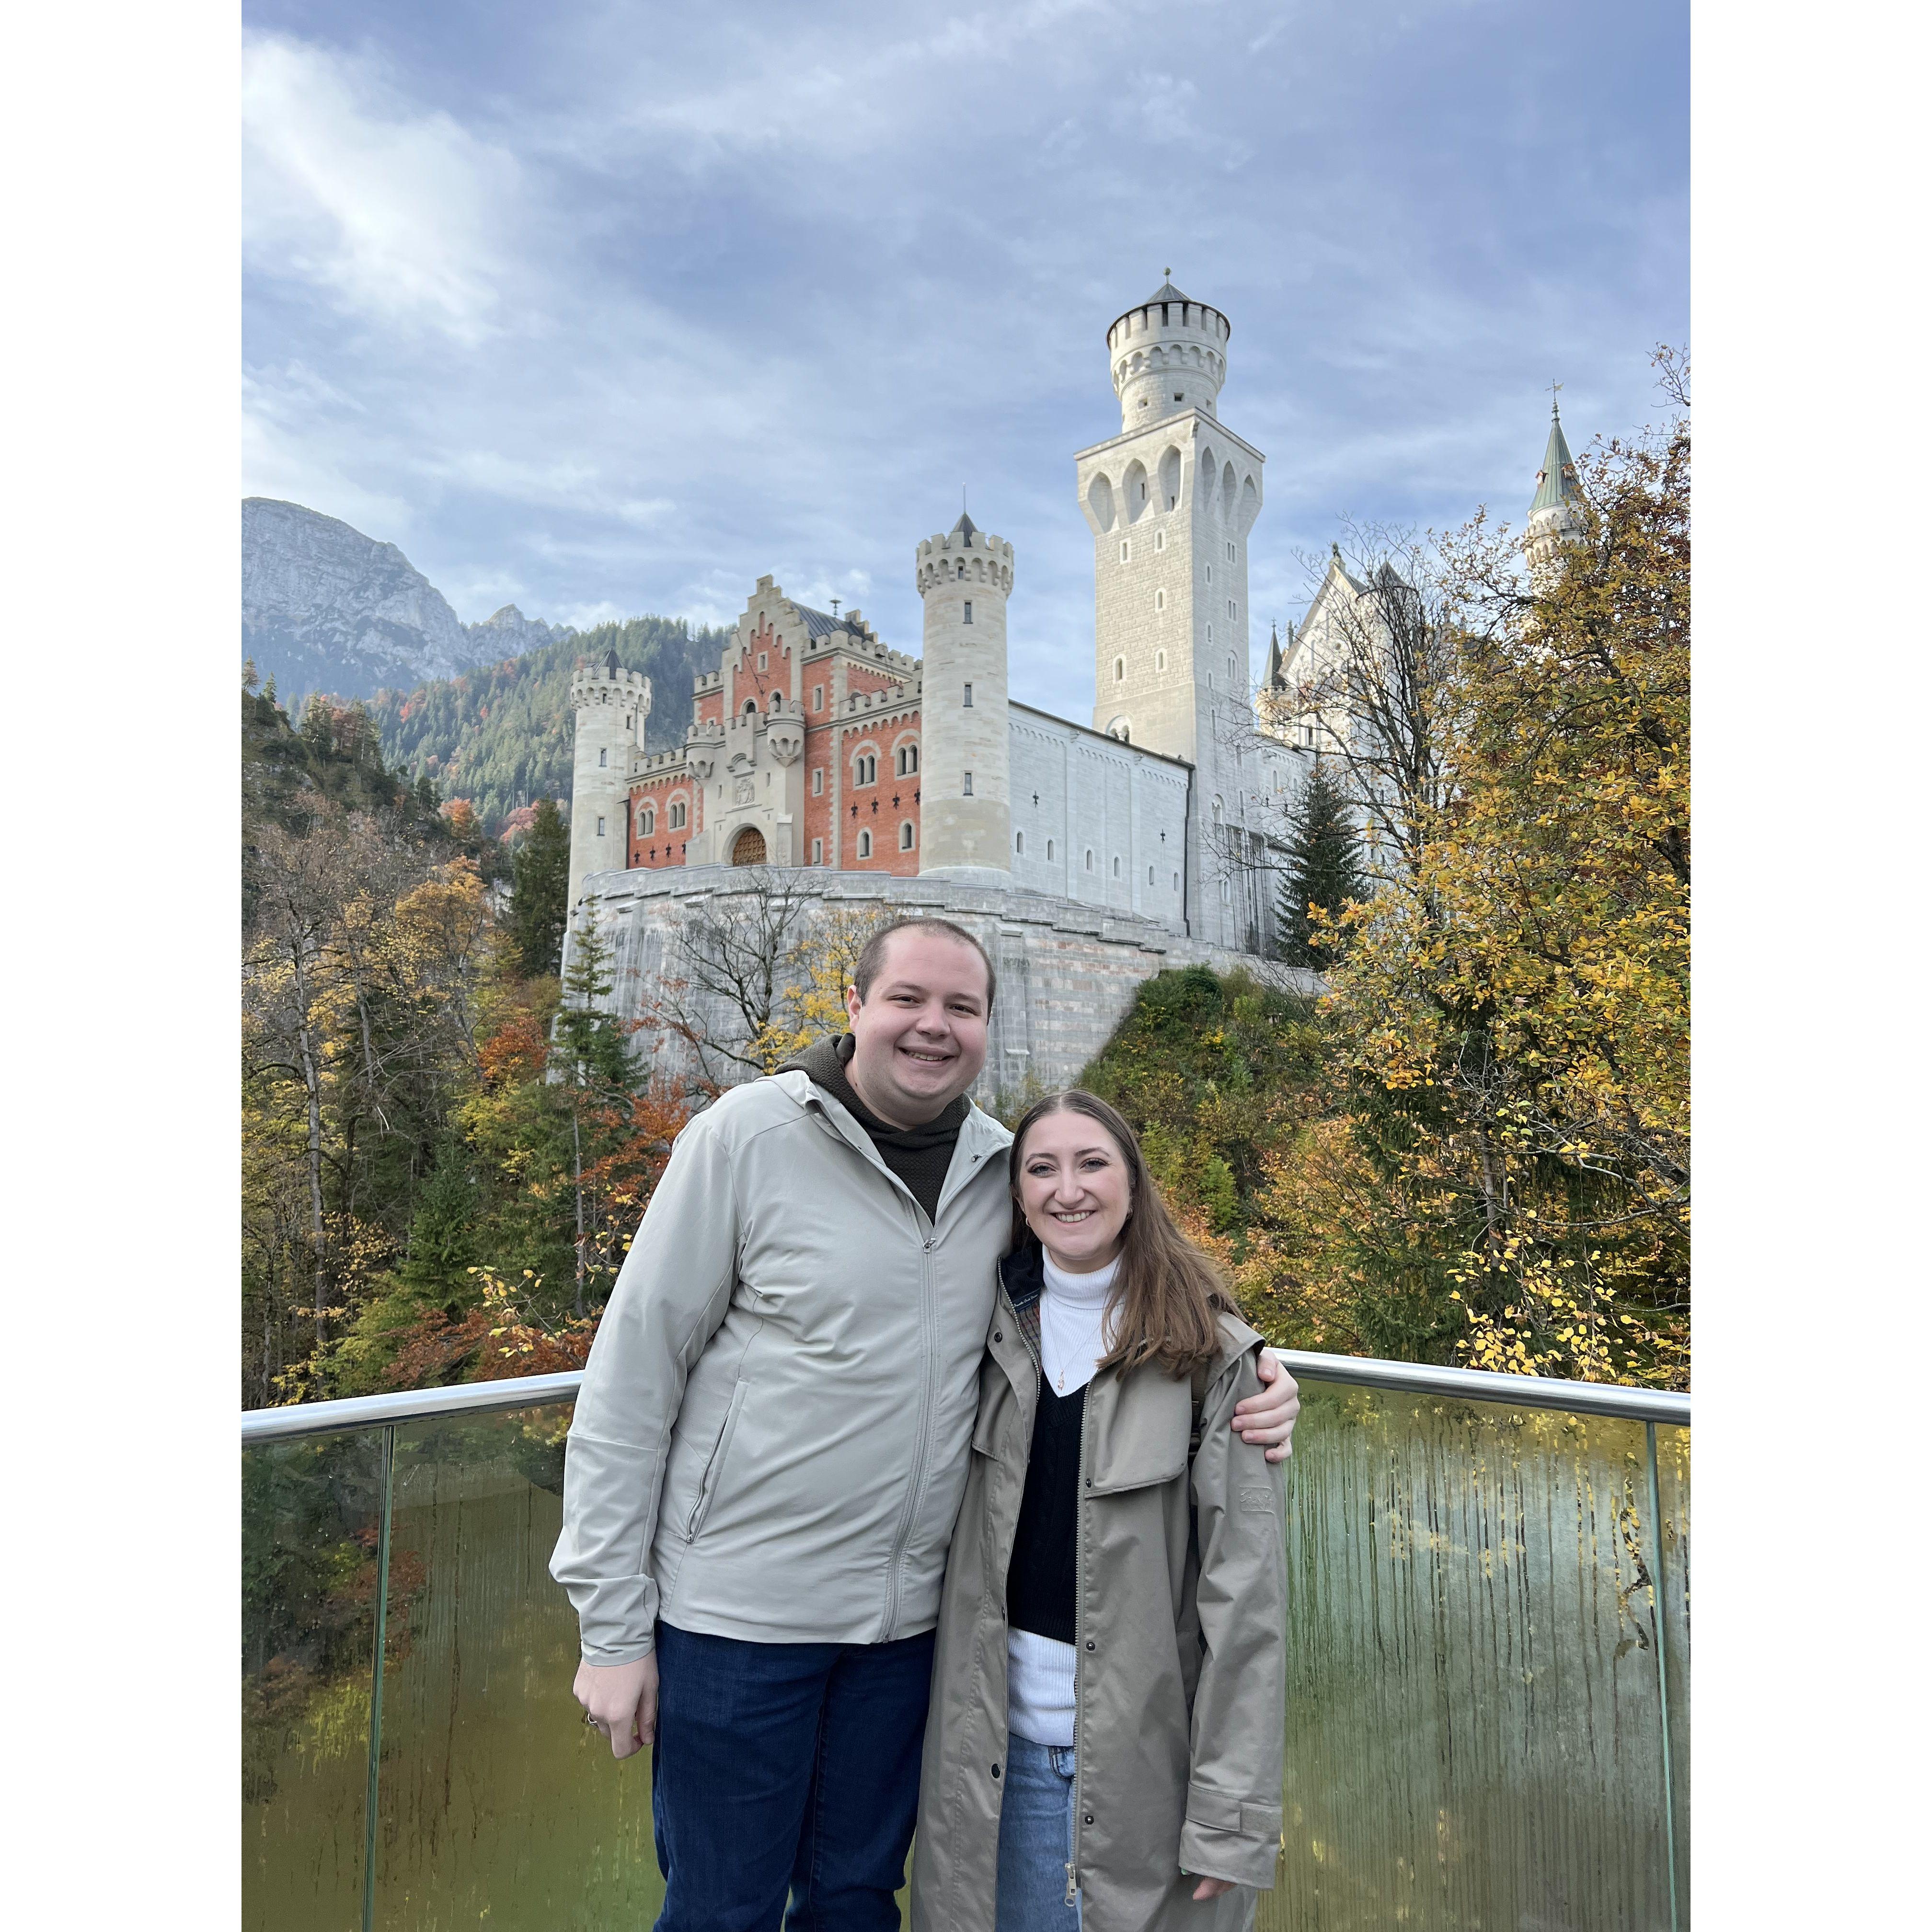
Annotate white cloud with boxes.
[242,32,520,344]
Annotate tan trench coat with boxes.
[910,1255,1288,1931]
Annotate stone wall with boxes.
[569,863,1319,1109]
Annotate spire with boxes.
[1531,401,1581,517]
[1264,623,1285,691]
[603,647,621,677]
[950,509,979,544]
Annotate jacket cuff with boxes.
[579,1634,656,1666]
[1180,1789,1284,1891]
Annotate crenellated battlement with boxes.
[570,657,653,714]
[916,525,1014,596]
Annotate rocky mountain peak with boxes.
[242,499,573,706]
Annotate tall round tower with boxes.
[567,650,652,911]
[1526,398,1586,578]
[1106,277,1230,434]
[916,513,1013,883]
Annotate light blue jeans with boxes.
[996,1734,1082,1931]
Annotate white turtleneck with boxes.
[1008,1250,1121,1747]
[1039,1252,1119,1395]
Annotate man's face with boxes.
[843,932,991,1127]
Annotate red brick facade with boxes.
[631,607,921,874]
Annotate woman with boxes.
[911,1090,1286,1931]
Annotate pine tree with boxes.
[509,798,571,977]
[1276,763,1363,969]
[554,905,635,1315]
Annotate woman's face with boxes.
[1016,1109,1134,1273]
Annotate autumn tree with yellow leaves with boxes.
[1090,357,1688,1389]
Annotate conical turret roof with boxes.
[951,509,979,544]
[1264,623,1285,690]
[603,646,621,676]
[1531,406,1581,516]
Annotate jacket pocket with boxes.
[685,1380,749,1539]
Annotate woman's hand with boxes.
[573,1654,658,1760]
[1231,1349,1300,1463]
[1191,1876,1236,1900]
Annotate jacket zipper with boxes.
[1066,1378,1092,1908]
[880,1202,938,1638]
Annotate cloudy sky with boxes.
[242,0,1686,719]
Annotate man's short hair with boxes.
[852,918,996,1012]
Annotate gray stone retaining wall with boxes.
[569,864,1319,1108]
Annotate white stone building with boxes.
[559,283,1575,1092]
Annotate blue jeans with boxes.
[996,1735,1082,1931]
[649,1620,936,1932]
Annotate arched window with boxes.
[1155,589,1166,611]
[1114,657,1125,683]
[897,743,919,776]
[858,829,873,858]
[642,807,656,835]
[1046,840,1056,861]
[1155,650,1166,672]
[743,698,758,715]
[669,799,687,829]
[1147,865,1154,885]
[1112,855,1121,878]
[1172,871,1180,891]
[854,753,877,786]
[899,821,915,851]
[1084,849,1094,872]
[1015,830,1025,856]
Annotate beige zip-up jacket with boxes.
[910,1255,1288,1930]
[549,1067,1013,1663]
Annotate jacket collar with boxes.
[997,1240,1043,1313]
[766,1067,1012,1227]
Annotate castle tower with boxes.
[915,512,1013,882]
[568,650,652,910]
[1526,398,1585,576]
[1076,280,1264,946]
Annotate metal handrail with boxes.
[240,1351,1688,1444]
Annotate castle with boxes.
[564,284,1585,1096]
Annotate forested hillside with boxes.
[366,615,728,834]
[242,672,693,1408]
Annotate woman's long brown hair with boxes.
[1008,1088,1237,1380]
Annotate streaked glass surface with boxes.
[242,1428,385,1931]
[241,1379,1687,1929]
[1656,1423,1691,1918]
[372,1404,663,1926]
[1259,1383,1684,1932]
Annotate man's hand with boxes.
[574,1654,658,1761]
[1191,1876,1236,1900]
[1232,1349,1300,1463]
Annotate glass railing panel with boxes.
[1656,1422,1691,1917]
[242,1427,386,1932]
[368,1404,665,1925]
[1258,1381,1680,1932]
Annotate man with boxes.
[554,917,1299,1929]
